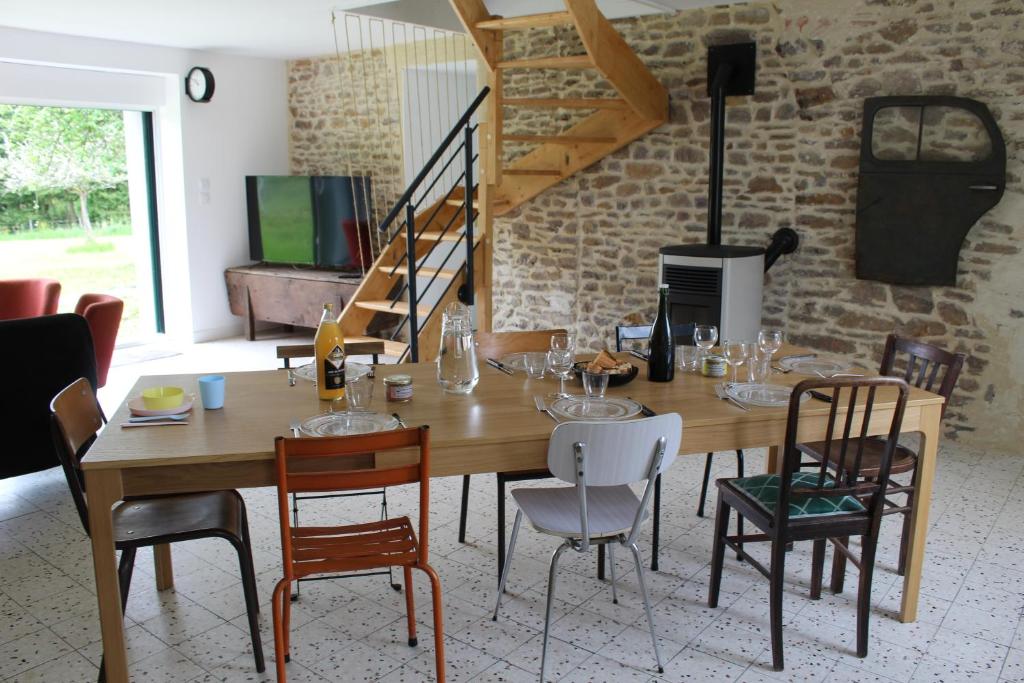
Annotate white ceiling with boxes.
[0,0,731,60]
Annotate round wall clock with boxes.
[185,66,215,103]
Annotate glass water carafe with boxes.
[436,302,479,394]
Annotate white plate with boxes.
[725,383,810,408]
[292,361,371,385]
[548,395,642,421]
[128,396,195,417]
[779,357,848,376]
[298,412,400,437]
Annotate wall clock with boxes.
[185,66,215,103]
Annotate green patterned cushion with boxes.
[732,472,865,517]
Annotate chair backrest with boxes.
[547,414,682,548]
[785,376,909,529]
[0,278,61,320]
[0,313,98,479]
[615,323,696,352]
[75,294,123,388]
[50,378,106,535]
[274,427,431,571]
[276,341,386,368]
[879,333,965,419]
[475,329,568,359]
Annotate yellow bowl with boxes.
[142,386,185,410]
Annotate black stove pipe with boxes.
[707,62,733,247]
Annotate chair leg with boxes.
[857,536,880,658]
[769,539,787,671]
[628,541,664,674]
[99,548,137,683]
[493,509,523,620]
[607,542,619,605]
[810,538,826,600]
[418,564,447,683]
[708,495,729,608]
[898,479,916,577]
[697,452,714,517]
[382,489,402,592]
[458,475,471,544]
[232,535,266,673]
[403,566,418,646]
[497,475,506,584]
[651,473,661,571]
[830,536,849,594]
[271,579,290,681]
[597,544,606,581]
[735,450,745,562]
[291,492,300,602]
[541,542,571,683]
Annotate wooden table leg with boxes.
[900,403,941,623]
[765,445,783,474]
[84,469,129,683]
[154,544,174,591]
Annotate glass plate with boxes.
[548,396,642,421]
[499,352,530,373]
[725,383,810,408]
[298,411,399,437]
[779,358,847,376]
[292,361,371,384]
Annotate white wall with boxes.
[0,27,290,342]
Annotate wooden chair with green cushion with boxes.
[708,375,910,671]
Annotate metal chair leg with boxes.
[458,475,471,543]
[540,542,571,683]
[651,473,661,571]
[493,509,523,620]
[697,452,714,517]
[736,449,745,562]
[291,492,301,601]
[607,542,619,605]
[382,489,402,591]
[629,542,664,675]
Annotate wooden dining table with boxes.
[82,347,945,681]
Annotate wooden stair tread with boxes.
[445,198,510,209]
[343,336,409,358]
[501,97,628,110]
[502,168,562,177]
[376,265,458,280]
[396,230,465,242]
[355,300,431,318]
[476,11,573,30]
[497,55,593,69]
[504,133,616,144]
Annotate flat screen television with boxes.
[245,175,373,270]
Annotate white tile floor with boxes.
[1,334,1021,682]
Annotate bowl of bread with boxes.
[573,349,639,387]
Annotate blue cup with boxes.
[198,375,225,410]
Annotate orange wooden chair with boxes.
[271,427,445,682]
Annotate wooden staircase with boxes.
[337,0,668,362]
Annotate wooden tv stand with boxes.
[225,264,363,341]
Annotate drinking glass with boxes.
[582,369,609,402]
[524,352,547,379]
[757,328,784,364]
[748,348,771,383]
[546,349,574,399]
[676,345,700,372]
[693,325,719,361]
[723,340,750,383]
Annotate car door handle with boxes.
[969,184,999,191]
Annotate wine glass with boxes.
[693,324,718,361]
[757,328,784,363]
[723,340,750,383]
[546,349,574,399]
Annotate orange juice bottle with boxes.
[314,303,346,401]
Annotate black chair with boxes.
[615,322,746,555]
[708,376,910,670]
[1,313,98,479]
[50,378,265,681]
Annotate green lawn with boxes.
[0,235,146,341]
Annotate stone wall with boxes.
[489,0,1024,447]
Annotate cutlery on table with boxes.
[392,413,407,428]
[714,384,751,412]
[486,358,514,375]
[120,420,189,428]
[779,353,817,363]
[127,414,188,423]
[772,365,791,374]
[533,395,558,423]
[289,419,301,438]
[628,397,656,417]
[808,390,833,403]
[629,350,649,362]
[815,371,865,379]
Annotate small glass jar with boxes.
[383,374,414,402]
[702,354,727,378]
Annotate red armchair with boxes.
[75,294,123,387]
[0,278,61,320]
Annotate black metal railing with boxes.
[376,86,490,362]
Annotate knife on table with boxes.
[486,358,514,375]
[629,397,656,417]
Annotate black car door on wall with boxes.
[855,96,1006,286]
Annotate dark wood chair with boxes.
[708,375,910,670]
[802,334,965,578]
[50,378,264,680]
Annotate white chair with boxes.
[492,414,683,681]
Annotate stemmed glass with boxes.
[757,328,784,364]
[547,333,576,399]
[694,324,719,361]
[723,340,750,383]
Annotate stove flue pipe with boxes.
[706,62,733,247]
[764,228,799,272]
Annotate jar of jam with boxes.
[701,354,727,378]
[383,374,414,402]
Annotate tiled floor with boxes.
[1,335,1021,682]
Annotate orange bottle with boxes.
[314,303,346,401]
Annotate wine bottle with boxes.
[647,284,675,382]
